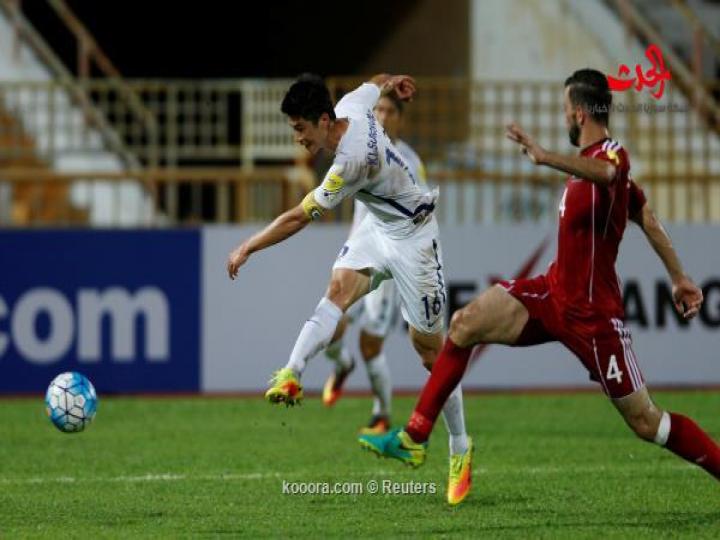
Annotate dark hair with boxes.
[564,69,612,126]
[280,73,336,123]
[377,92,404,115]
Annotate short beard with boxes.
[568,122,581,147]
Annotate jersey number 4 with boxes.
[606,354,623,383]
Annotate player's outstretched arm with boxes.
[631,203,703,319]
[505,123,616,185]
[369,73,416,102]
[227,203,311,280]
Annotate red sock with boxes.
[405,338,472,443]
[666,412,720,480]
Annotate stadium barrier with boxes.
[2,79,719,225]
[1,224,718,394]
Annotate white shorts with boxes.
[361,279,399,337]
[333,215,446,334]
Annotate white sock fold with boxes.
[442,384,469,455]
[285,298,343,377]
[365,352,392,417]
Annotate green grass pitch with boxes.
[1,390,719,538]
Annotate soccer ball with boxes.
[45,372,98,433]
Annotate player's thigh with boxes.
[450,284,529,347]
[326,268,372,311]
[362,279,398,338]
[584,318,646,400]
[331,219,389,310]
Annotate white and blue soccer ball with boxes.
[45,372,98,433]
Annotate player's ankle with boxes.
[406,412,431,444]
[449,433,469,455]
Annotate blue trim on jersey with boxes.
[432,239,447,304]
[358,189,435,218]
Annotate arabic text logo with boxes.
[607,44,671,100]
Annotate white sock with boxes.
[371,397,382,416]
[325,339,353,370]
[654,411,671,446]
[365,352,392,417]
[285,298,343,377]
[441,384,469,455]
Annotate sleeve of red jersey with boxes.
[627,177,647,218]
[591,139,628,184]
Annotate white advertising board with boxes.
[202,224,720,392]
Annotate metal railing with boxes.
[0,167,308,226]
[1,78,719,226]
[0,0,155,168]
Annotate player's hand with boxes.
[227,243,251,280]
[672,275,703,319]
[382,75,416,102]
[505,123,546,165]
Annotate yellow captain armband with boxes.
[302,191,324,220]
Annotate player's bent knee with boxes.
[325,279,345,304]
[448,308,475,348]
[326,269,371,311]
[360,332,383,361]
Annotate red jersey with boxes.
[547,137,646,320]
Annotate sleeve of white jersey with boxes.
[334,83,381,119]
[311,161,367,210]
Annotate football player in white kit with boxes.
[322,92,429,436]
[227,74,473,504]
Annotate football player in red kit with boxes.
[360,69,720,486]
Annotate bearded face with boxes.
[568,113,581,147]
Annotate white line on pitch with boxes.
[0,463,693,486]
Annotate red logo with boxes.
[607,44,671,100]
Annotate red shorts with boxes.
[498,275,645,398]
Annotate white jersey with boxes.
[352,138,428,232]
[312,83,438,239]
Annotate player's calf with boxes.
[614,388,663,442]
[409,327,442,371]
[330,315,349,345]
[615,387,720,480]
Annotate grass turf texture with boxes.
[1,391,719,538]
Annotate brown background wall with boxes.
[361,0,469,76]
